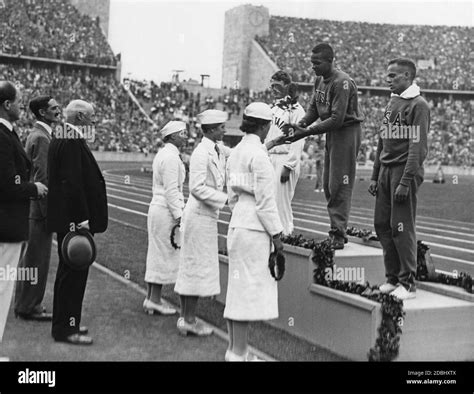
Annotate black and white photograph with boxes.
[0,0,472,392]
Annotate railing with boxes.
[0,53,117,70]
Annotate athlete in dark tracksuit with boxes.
[369,58,429,299]
[286,43,363,248]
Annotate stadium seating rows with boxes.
[0,64,155,153]
[1,62,471,166]
[255,16,472,90]
[0,0,116,65]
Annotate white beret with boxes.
[160,121,187,138]
[243,102,273,121]
[197,109,227,125]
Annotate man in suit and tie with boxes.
[14,96,61,321]
[0,81,48,357]
[47,99,108,345]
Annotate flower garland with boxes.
[282,234,404,361]
[347,226,473,294]
[417,241,473,293]
[346,226,379,241]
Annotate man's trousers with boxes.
[323,124,361,239]
[14,218,53,315]
[51,232,90,340]
[0,242,26,341]
[374,164,424,290]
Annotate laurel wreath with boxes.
[417,240,472,293]
[347,227,472,293]
[170,223,181,250]
[269,251,286,281]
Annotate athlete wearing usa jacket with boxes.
[369,58,429,301]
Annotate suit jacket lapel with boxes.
[35,123,53,141]
[8,126,31,163]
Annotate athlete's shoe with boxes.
[391,285,416,300]
[379,282,398,294]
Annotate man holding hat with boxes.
[143,121,187,315]
[47,100,108,345]
[175,109,228,336]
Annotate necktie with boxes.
[214,144,220,157]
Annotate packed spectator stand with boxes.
[1,0,116,65]
[0,0,471,166]
[256,16,472,91]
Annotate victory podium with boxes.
[217,237,474,361]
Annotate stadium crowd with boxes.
[1,61,470,166]
[0,0,470,165]
[0,0,116,65]
[0,64,155,153]
[255,16,472,90]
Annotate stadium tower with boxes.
[222,5,278,91]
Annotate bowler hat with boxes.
[61,229,96,270]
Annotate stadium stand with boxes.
[0,0,470,165]
[255,16,472,90]
[0,63,156,153]
[0,0,116,65]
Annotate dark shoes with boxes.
[331,238,345,250]
[78,326,89,335]
[15,311,53,321]
[329,234,348,250]
[55,333,93,346]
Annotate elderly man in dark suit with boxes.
[14,96,61,321]
[0,81,48,357]
[47,99,108,345]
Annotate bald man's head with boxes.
[65,100,96,126]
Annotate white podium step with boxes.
[216,240,474,361]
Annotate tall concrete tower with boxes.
[221,4,270,89]
[69,0,111,37]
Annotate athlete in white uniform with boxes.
[264,71,306,235]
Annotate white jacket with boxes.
[226,133,283,236]
[264,100,306,171]
[186,136,227,218]
[150,143,185,220]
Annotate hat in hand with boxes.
[61,229,97,271]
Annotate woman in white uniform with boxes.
[174,110,229,336]
[224,102,284,361]
[143,121,187,315]
[264,71,306,235]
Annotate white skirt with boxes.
[174,209,220,297]
[269,154,300,236]
[145,203,180,284]
[223,227,278,321]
